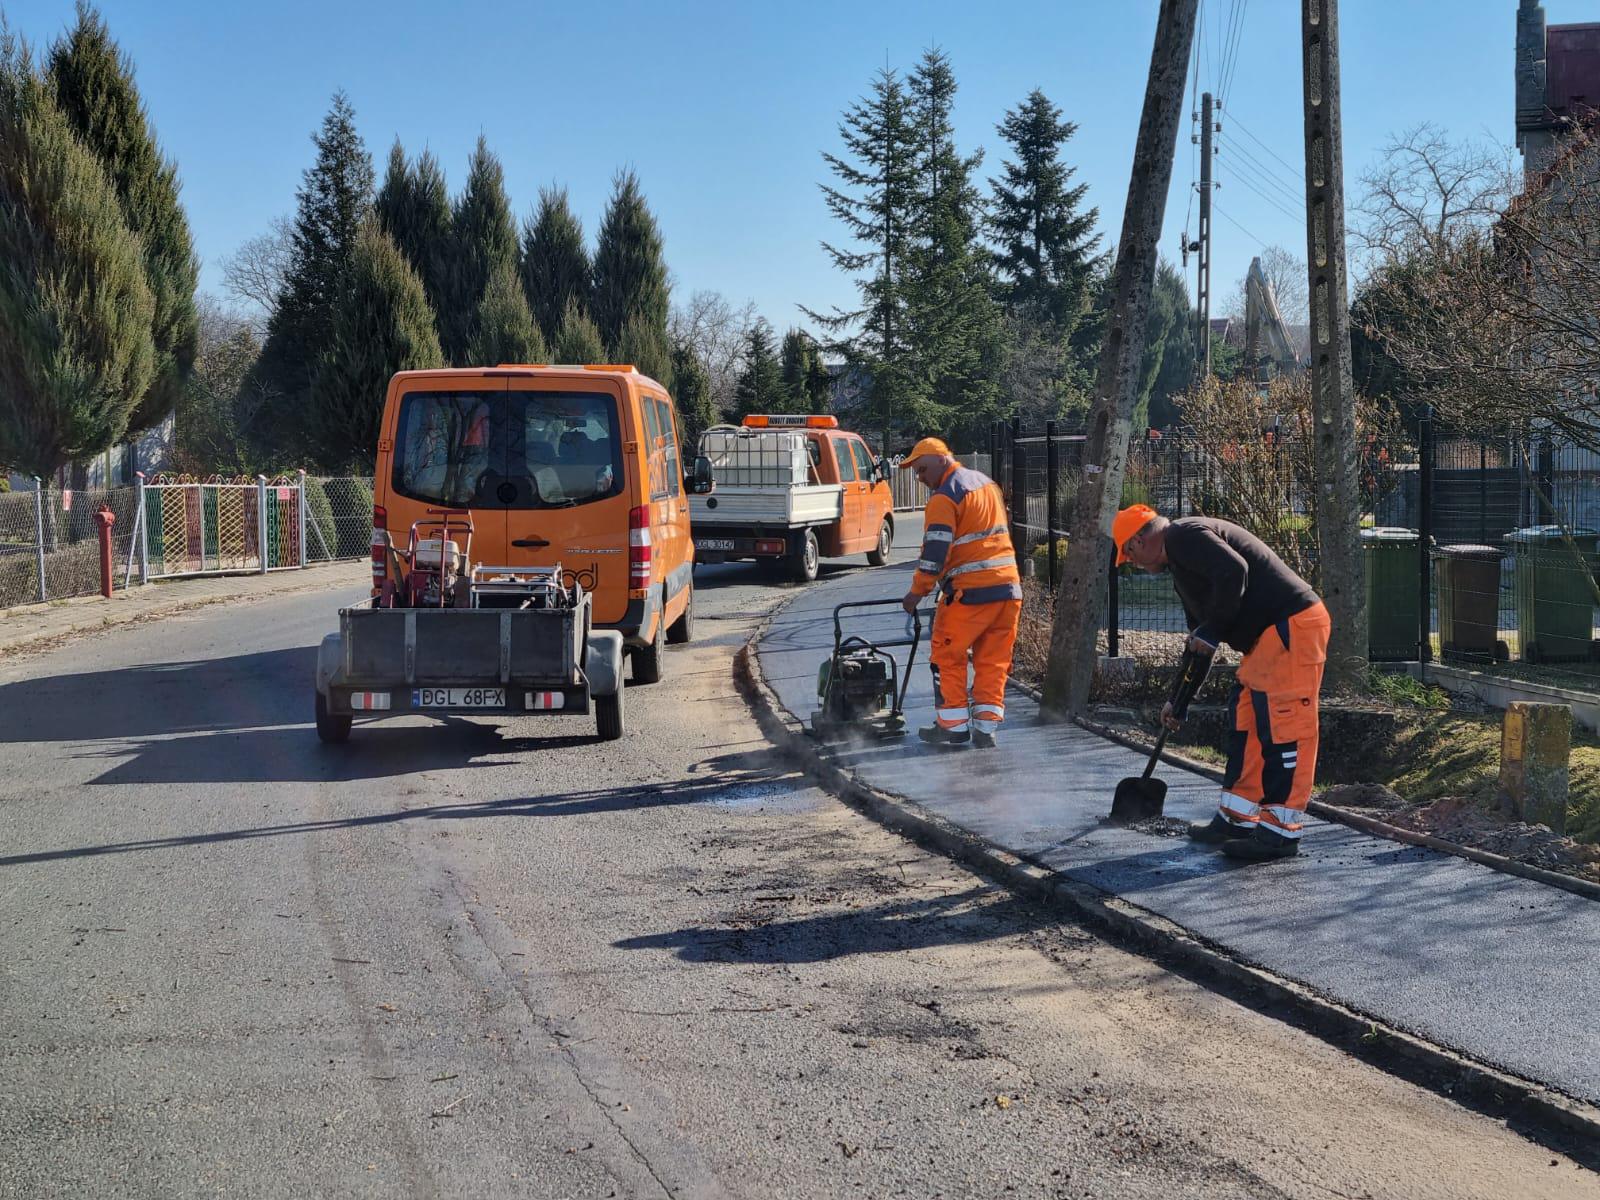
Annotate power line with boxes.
[1212,202,1271,250]
[1218,135,1304,206]
[1215,158,1302,224]
[1218,0,1250,105]
[1225,111,1302,179]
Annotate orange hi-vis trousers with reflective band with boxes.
[1218,601,1331,841]
[930,597,1023,735]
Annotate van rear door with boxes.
[502,379,632,624]
[387,380,508,562]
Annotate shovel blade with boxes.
[1109,776,1168,825]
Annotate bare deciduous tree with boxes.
[669,289,759,420]
[1353,123,1514,266]
[220,216,295,330]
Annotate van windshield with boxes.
[393,390,624,509]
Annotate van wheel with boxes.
[667,585,694,645]
[867,518,893,566]
[632,606,666,684]
[596,687,625,740]
[315,690,351,744]
[791,529,820,583]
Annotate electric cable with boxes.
[1215,158,1302,223]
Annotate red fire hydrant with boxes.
[94,505,116,598]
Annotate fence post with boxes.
[1537,439,1555,525]
[1046,419,1060,591]
[297,469,309,569]
[1175,436,1185,515]
[1009,417,1025,564]
[257,474,269,574]
[1107,546,1120,659]
[135,471,149,585]
[1418,407,1434,673]
[990,422,1001,492]
[33,476,46,604]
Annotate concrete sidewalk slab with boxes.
[0,562,367,656]
[756,560,1600,1111]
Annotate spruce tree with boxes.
[553,295,605,364]
[47,6,199,439]
[0,36,155,481]
[613,313,673,388]
[733,320,784,418]
[373,140,409,248]
[249,91,373,464]
[1137,261,1194,431]
[779,329,821,415]
[313,223,443,470]
[466,264,546,367]
[805,351,833,415]
[990,88,1102,333]
[409,150,453,319]
[670,341,718,441]
[521,186,590,347]
[803,68,918,453]
[444,136,518,366]
[591,170,670,351]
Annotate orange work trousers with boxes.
[929,598,1022,734]
[1217,601,1330,842]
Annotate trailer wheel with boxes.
[632,602,666,684]
[790,528,820,583]
[596,687,625,741]
[315,690,351,744]
[867,517,893,566]
[667,584,694,645]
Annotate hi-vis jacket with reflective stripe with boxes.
[910,464,1022,604]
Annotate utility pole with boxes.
[1300,0,1366,685]
[1041,0,1199,719]
[1197,91,1215,378]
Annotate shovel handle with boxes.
[1143,726,1170,779]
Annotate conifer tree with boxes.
[805,350,833,415]
[313,223,443,470]
[373,140,409,247]
[47,6,199,439]
[990,88,1102,334]
[444,136,518,365]
[466,264,546,367]
[249,91,373,464]
[779,329,819,414]
[733,320,784,418]
[0,35,154,480]
[591,170,670,351]
[803,68,918,453]
[613,313,673,388]
[553,296,605,364]
[521,186,591,347]
[1136,261,1194,431]
[670,341,718,441]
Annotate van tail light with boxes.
[371,504,389,586]
[628,504,652,586]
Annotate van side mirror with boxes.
[687,454,715,495]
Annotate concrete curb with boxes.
[734,624,1600,1153]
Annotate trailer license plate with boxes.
[697,538,736,551]
[413,688,505,708]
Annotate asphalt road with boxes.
[1,517,1595,1199]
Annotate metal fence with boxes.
[888,452,992,511]
[988,416,1600,697]
[0,473,374,613]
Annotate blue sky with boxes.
[5,0,1587,332]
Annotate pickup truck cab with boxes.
[689,414,894,582]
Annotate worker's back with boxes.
[923,465,1019,602]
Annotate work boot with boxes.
[1221,826,1301,860]
[972,730,997,750]
[1188,815,1250,845]
[918,725,970,748]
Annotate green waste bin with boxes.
[1504,525,1599,663]
[1361,527,1421,662]
[1434,544,1505,664]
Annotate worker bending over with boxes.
[900,439,1022,750]
[1113,505,1330,861]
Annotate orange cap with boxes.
[1112,504,1159,565]
[900,437,952,469]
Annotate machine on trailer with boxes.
[810,598,924,741]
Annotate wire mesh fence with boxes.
[0,473,374,613]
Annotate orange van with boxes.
[370,365,707,684]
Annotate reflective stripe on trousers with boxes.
[928,599,1021,730]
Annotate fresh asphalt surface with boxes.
[760,562,1600,1109]
[1,514,1596,1199]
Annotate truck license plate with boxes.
[413,688,505,708]
[696,538,737,551]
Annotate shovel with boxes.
[1108,647,1212,825]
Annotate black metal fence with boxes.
[986,417,1600,696]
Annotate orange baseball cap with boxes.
[1112,504,1158,565]
[900,437,952,469]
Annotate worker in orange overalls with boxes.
[1114,504,1331,861]
[900,439,1022,750]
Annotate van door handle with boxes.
[512,537,551,548]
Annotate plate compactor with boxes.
[810,599,924,741]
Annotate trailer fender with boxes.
[316,633,345,696]
[584,630,625,698]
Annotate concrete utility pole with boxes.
[1041,0,1199,719]
[1197,91,1215,378]
[1300,0,1366,685]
